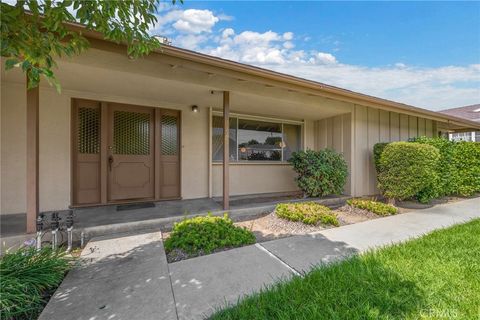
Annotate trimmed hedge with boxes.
[164,214,255,255]
[347,199,398,216]
[275,202,339,226]
[452,141,480,196]
[378,142,440,202]
[289,149,348,197]
[374,137,480,202]
[373,142,389,174]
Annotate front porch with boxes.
[0,192,350,249]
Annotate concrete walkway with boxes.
[40,197,479,320]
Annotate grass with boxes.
[347,198,398,216]
[211,219,480,320]
[275,202,339,226]
[0,247,72,320]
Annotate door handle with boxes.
[108,156,114,171]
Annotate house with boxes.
[2,24,479,234]
[439,104,480,142]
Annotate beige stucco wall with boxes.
[1,83,27,214]
[212,164,299,197]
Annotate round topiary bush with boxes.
[289,149,348,197]
[378,142,440,202]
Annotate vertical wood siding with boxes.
[315,105,438,197]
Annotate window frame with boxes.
[211,111,304,163]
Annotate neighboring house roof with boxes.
[65,22,480,130]
[439,104,480,122]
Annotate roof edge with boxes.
[65,21,480,130]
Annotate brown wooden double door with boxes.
[72,99,180,206]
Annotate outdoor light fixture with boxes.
[191,105,199,113]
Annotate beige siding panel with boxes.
[316,119,327,149]
[408,116,418,139]
[400,114,409,141]
[342,113,352,195]
[389,112,400,141]
[326,118,334,148]
[418,118,426,136]
[354,105,369,196]
[333,115,343,152]
[425,119,433,137]
[312,113,353,195]
[379,110,390,143]
[367,108,379,194]
[304,119,315,150]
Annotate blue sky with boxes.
[151,1,480,110]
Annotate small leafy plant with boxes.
[164,214,256,255]
[0,247,71,320]
[275,202,339,226]
[347,199,398,216]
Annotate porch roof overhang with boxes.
[58,22,480,131]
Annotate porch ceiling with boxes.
[2,48,351,121]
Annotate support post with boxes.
[26,79,39,233]
[223,91,230,210]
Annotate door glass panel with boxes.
[161,114,178,156]
[78,107,100,154]
[113,111,150,155]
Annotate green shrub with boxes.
[289,149,348,197]
[412,137,480,197]
[412,137,457,198]
[346,199,398,216]
[275,202,339,226]
[452,141,480,196]
[0,247,71,320]
[378,142,440,202]
[373,142,390,173]
[164,214,255,255]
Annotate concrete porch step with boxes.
[1,195,350,251]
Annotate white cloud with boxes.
[222,28,235,39]
[283,41,294,49]
[283,32,294,41]
[315,52,337,64]
[172,9,219,34]
[149,7,480,110]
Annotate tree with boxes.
[1,0,180,90]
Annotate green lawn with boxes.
[211,219,480,320]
